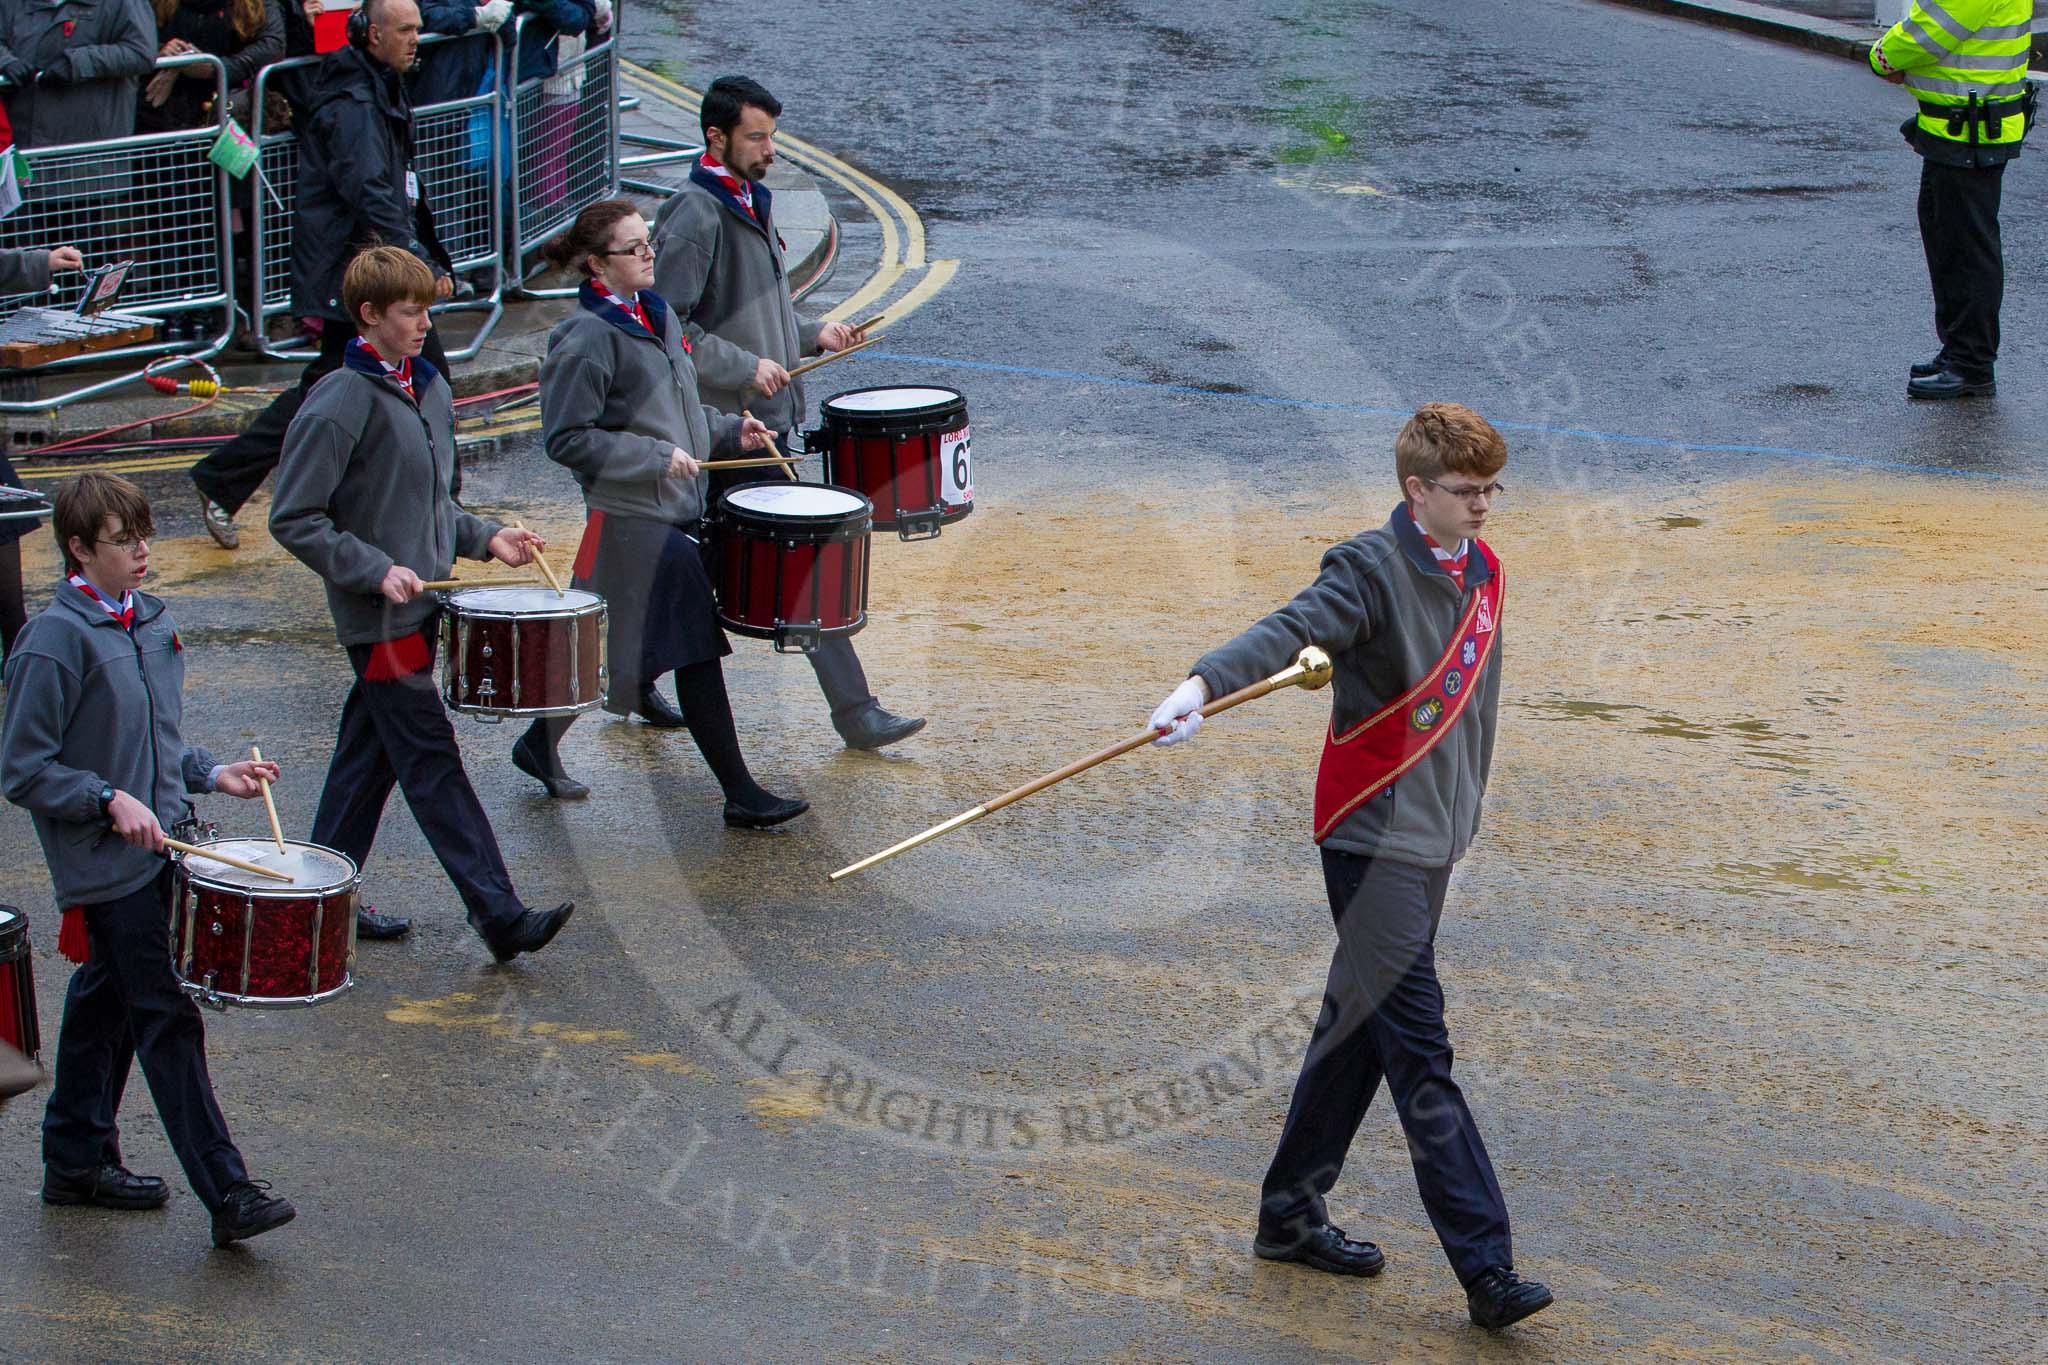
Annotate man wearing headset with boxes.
[188,0,455,552]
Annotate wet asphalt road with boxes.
[3,2,2045,1362]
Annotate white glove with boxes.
[591,0,613,33]
[1149,676,1210,747]
[473,0,511,31]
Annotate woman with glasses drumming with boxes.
[514,198,808,830]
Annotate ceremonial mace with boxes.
[829,646,1334,882]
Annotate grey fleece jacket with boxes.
[0,246,51,296]
[1191,505,1502,868]
[539,289,743,526]
[271,363,499,645]
[651,174,823,435]
[2,586,217,907]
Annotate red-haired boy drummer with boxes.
[1149,404,1552,1331]
[270,246,574,960]
[1,474,295,1247]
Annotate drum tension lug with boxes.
[898,513,943,542]
[774,625,823,655]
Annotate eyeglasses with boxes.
[602,241,655,260]
[1423,478,1506,504]
[101,533,148,555]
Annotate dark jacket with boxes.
[0,0,156,198]
[1191,506,1503,867]
[136,0,284,132]
[408,0,592,107]
[540,282,742,527]
[2,585,218,908]
[271,344,500,645]
[289,41,451,320]
[653,162,825,435]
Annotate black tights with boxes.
[521,659,770,804]
[0,540,25,659]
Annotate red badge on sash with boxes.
[1312,544,1503,843]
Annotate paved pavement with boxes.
[2,3,2045,1361]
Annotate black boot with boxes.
[1907,368,1995,399]
[1466,1267,1554,1330]
[211,1180,296,1247]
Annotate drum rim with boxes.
[446,587,605,617]
[718,480,874,528]
[820,384,967,420]
[176,976,356,1010]
[174,838,361,896]
[0,904,25,958]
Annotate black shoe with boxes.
[210,1180,295,1248]
[1252,1222,1385,1277]
[722,792,810,829]
[512,732,589,800]
[482,902,574,964]
[1909,352,1947,378]
[635,686,686,728]
[356,905,412,940]
[43,1163,170,1210]
[1466,1267,1554,1330]
[834,703,926,751]
[1907,368,1994,400]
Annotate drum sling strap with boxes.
[1312,545,1503,843]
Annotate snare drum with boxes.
[441,586,607,719]
[0,906,41,1064]
[171,840,359,1010]
[712,482,871,654]
[812,385,973,539]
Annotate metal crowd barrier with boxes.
[250,32,505,362]
[505,12,619,297]
[0,52,233,412]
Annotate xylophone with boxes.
[0,306,157,370]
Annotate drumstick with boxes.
[164,838,293,882]
[251,745,285,855]
[851,313,885,335]
[788,333,879,380]
[416,576,546,592]
[828,647,1336,882]
[510,519,565,597]
[697,455,811,471]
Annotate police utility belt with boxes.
[1919,86,2038,142]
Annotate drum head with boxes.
[0,904,22,952]
[822,386,963,417]
[723,482,870,521]
[182,839,357,893]
[450,587,603,614]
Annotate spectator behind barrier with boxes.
[409,0,597,110]
[185,0,456,552]
[289,0,452,321]
[138,0,283,133]
[0,0,156,181]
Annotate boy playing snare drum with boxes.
[0,473,296,1247]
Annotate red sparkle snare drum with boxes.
[713,482,871,654]
[171,840,359,1010]
[0,905,40,1063]
[812,385,973,540]
[441,586,607,719]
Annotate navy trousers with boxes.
[310,637,525,934]
[1258,849,1513,1285]
[41,869,249,1212]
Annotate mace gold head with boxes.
[1295,646,1334,690]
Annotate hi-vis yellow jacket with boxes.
[1871,0,2035,163]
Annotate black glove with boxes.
[0,58,33,88]
[35,55,73,85]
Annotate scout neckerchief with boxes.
[1418,527,1469,592]
[1310,522,1503,844]
[69,573,134,630]
[699,151,756,219]
[348,337,415,403]
[595,283,651,335]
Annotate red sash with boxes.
[1312,545,1502,843]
